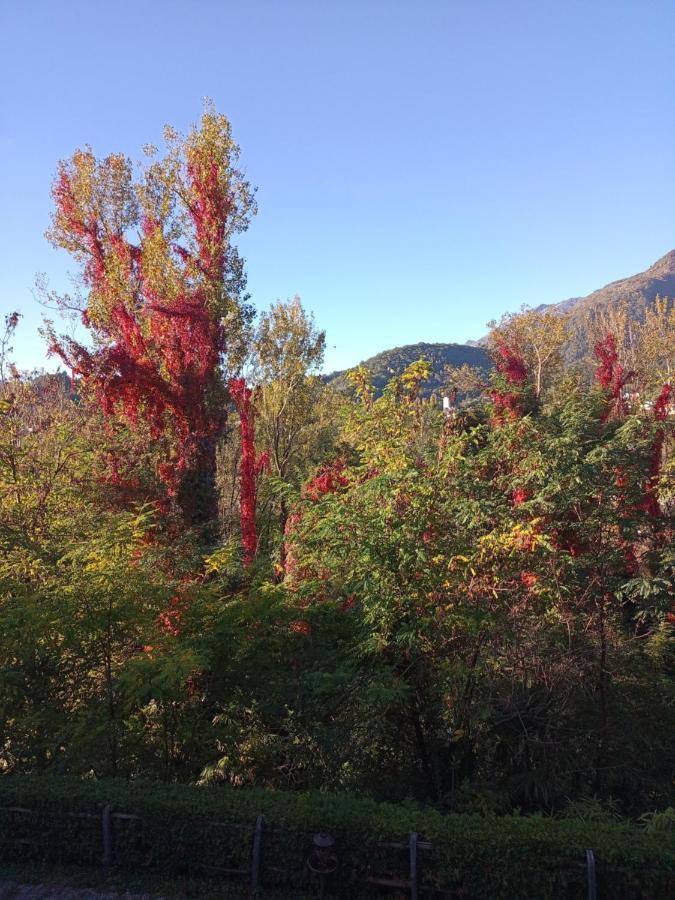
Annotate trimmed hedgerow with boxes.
[0,775,673,898]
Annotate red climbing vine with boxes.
[229,378,269,566]
[45,109,254,527]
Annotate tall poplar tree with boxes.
[46,106,255,530]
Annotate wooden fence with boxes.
[1,804,610,898]
[2,804,438,898]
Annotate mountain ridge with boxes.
[325,250,675,395]
[535,249,675,357]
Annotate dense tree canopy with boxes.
[0,110,673,829]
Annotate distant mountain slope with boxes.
[470,249,675,354]
[540,249,675,358]
[326,251,675,398]
[326,342,491,397]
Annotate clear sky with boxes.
[1,0,674,374]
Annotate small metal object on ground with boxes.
[306,832,337,900]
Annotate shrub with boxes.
[0,776,673,898]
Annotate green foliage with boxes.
[283,361,675,811]
[217,296,339,560]
[1,299,673,865]
[328,341,491,398]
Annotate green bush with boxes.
[0,775,673,899]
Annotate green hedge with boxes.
[0,775,673,899]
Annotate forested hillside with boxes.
[536,249,675,361]
[326,342,491,397]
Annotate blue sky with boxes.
[1,0,674,373]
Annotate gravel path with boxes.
[0,884,161,900]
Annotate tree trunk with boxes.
[593,601,610,795]
[178,437,218,537]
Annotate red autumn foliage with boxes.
[491,391,522,419]
[302,459,350,501]
[511,487,531,507]
[593,334,634,421]
[653,382,672,422]
[229,378,269,567]
[519,571,539,590]
[158,593,187,637]
[48,147,237,526]
[491,342,528,422]
[283,460,352,578]
[495,343,528,385]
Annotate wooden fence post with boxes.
[102,804,113,867]
[250,814,264,897]
[586,849,596,900]
[409,831,418,900]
